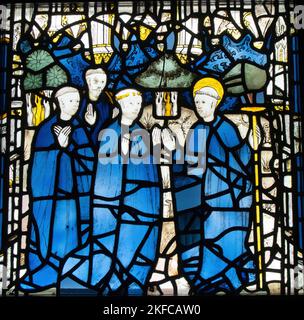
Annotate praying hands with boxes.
[54,125,71,148]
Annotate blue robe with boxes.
[173,115,256,294]
[60,120,161,295]
[19,114,94,292]
[78,94,112,147]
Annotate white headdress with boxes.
[55,86,79,99]
[85,68,106,78]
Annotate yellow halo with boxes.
[193,77,224,106]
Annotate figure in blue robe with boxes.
[60,89,161,295]
[78,93,112,147]
[173,79,256,294]
[19,87,94,292]
[78,68,112,148]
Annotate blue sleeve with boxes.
[72,128,95,194]
[217,120,242,149]
[184,125,206,179]
[172,126,204,212]
[31,150,59,198]
[97,99,112,128]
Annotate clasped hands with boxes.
[152,127,176,163]
[54,125,71,148]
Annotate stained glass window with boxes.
[0,1,303,297]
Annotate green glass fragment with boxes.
[26,49,54,72]
[46,65,68,87]
[24,73,43,90]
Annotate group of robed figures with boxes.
[18,68,257,295]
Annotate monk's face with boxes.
[119,95,142,122]
[86,73,107,100]
[58,92,80,117]
[194,92,217,122]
